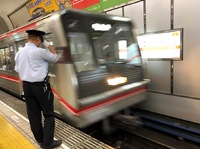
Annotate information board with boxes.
[137,28,183,60]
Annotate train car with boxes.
[0,9,150,128]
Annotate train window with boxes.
[4,48,11,71]
[16,40,26,52]
[0,49,4,70]
[90,22,142,66]
[68,33,96,72]
[0,48,12,71]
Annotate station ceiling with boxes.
[0,0,27,16]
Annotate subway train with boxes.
[0,9,150,128]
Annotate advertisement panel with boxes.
[100,0,129,10]
[70,0,100,9]
[85,4,101,12]
[85,0,132,11]
[26,0,72,18]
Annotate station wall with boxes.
[141,0,200,124]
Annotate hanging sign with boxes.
[70,0,100,9]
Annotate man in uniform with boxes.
[15,29,62,149]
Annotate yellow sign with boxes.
[26,0,71,18]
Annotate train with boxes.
[0,8,150,129]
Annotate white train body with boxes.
[0,9,149,128]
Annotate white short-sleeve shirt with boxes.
[15,43,58,82]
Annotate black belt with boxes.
[23,81,45,85]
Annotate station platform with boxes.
[0,90,113,149]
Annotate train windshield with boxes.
[62,13,142,72]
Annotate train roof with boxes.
[60,8,132,22]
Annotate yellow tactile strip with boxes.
[0,114,36,149]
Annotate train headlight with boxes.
[107,77,127,86]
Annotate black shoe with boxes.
[42,139,62,149]
[37,141,43,148]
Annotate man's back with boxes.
[15,42,57,82]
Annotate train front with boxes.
[50,10,150,128]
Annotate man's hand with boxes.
[43,40,50,47]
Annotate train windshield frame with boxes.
[62,12,142,73]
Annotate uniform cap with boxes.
[26,30,46,42]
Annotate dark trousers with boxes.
[23,81,55,146]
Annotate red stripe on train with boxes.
[52,87,147,116]
[0,73,146,116]
[0,74,20,83]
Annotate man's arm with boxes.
[43,40,60,62]
[47,45,57,54]
[43,40,57,54]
